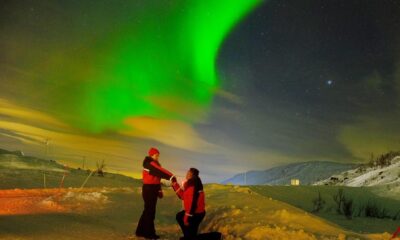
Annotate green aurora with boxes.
[30,0,261,133]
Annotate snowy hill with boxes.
[222,161,357,185]
[0,151,67,172]
[314,156,400,187]
[0,148,141,189]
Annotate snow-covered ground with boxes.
[314,157,400,187]
[0,188,118,215]
[0,185,396,240]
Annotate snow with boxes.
[346,157,400,187]
[0,188,111,215]
[62,191,109,203]
[314,157,400,188]
[0,185,396,239]
[200,185,393,240]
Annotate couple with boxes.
[135,147,205,240]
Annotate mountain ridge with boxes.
[222,161,358,185]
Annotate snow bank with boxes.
[0,188,111,216]
[245,226,320,240]
[61,191,109,204]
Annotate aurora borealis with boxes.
[1,0,400,182]
[2,0,261,133]
[80,0,261,133]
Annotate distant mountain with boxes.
[0,148,141,189]
[222,161,358,185]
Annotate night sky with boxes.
[1,0,400,182]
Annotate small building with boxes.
[291,179,300,186]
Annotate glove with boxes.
[158,190,163,199]
[184,214,190,226]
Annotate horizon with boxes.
[0,146,371,184]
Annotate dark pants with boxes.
[136,184,160,237]
[176,210,206,240]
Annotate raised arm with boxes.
[143,158,175,180]
[171,181,184,199]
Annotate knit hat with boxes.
[148,147,160,156]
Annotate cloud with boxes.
[363,71,385,95]
[0,131,42,146]
[338,55,400,161]
[0,120,129,155]
[122,117,220,153]
[0,98,224,178]
[145,95,209,123]
[338,115,400,160]
[395,60,400,105]
[0,98,69,130]
[0,99,149,172]
[214,88,244,106]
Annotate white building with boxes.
[291,179,300,186]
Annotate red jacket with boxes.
[172,177,205,216]
[142,156,174,185]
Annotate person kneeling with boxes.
[171,168,205,240]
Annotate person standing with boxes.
[136,147,176,239]
[171,168,206,240]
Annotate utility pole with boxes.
[43,173,46,188]
[60,165,68,188]
[43,138,51,188]
[45,138,51,159]
[82,156,86,170]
